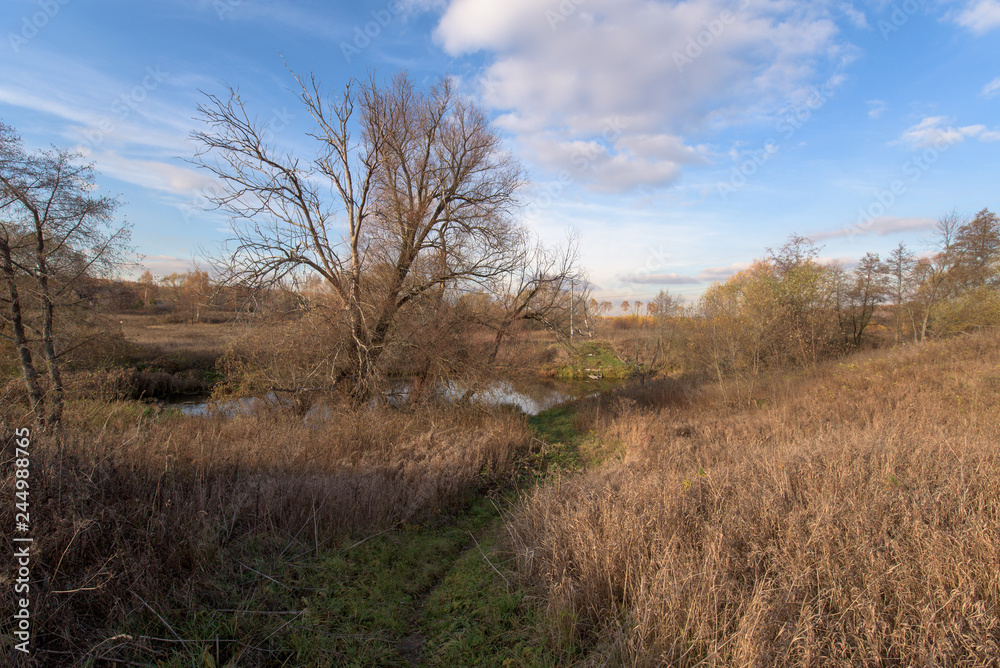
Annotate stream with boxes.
[163,377,621,418]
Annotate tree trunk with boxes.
[34,233,64,428]
[1,240,46,425]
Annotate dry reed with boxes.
[0,400,531,663]
[507,334,1000,666]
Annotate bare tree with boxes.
[885,242,917,344]
[444,231,581,401]
[912,212,963,341]
[0,123,44,420]
[0,123,129,428]
[834,252,888,348]
[952,208,999,289]
[192,72,528,401]
[481,231,580,359]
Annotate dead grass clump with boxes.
[67,367,214,401]
[508,334,1000,666]
[0,402,530,663]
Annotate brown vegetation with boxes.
[508,333,1000,666]
[0,400,532,663]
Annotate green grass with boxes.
[118,498,558,667]
[420,528,559,667]
[527,401,622,476]
[110,397,618,666]
[553,341,638,381]
[98,377,623,666]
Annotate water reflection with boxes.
[165,377,614,418]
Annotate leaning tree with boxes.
[1,122,130,428]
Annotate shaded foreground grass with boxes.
[509,334,1000,666]
[0,401,548,666]
[129,498,555,667]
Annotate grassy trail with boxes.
[142,399,603,667]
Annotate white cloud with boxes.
[434,0,540,53]
[866,99,886,119]
[138,255,201,277]
[77,148,217,197]
[839,2,868,28]
[811,216,937,241]
[521,131,707,194]
[627,272,702,285]
[982,77,1000,98]
[624,261,751,285]
[896,116,1000,149]
[955,0,1000,33]
[431,0,851,192]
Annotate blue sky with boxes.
[2,0,998,303]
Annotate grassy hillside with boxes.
[508,333,1000,666]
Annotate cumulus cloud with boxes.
[429,0,851,192]
[433,0,540,52]
[520,130,707,193]
[897,116,1000,149]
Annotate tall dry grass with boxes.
[508,334,1000,666]
[0,400,531,663]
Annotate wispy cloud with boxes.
[982,77,1000,98]
[78,147,217,197]
[896,116,1000,149]
[839,2,868,29]
[178,0,350,40]
[811,216,937,241]
[623,261,751,286]
[139,254,201,276]
[866,99,886,119]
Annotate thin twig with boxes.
[214,609,304,615]
[468,530,509,590]
[135,594,186,646]
[235,559,292,590]
[344,524,398,551]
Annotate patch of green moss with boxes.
[553,341,638,381]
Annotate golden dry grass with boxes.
[117,313,251,365]
[507,334,1000,666]
[0,401,532,662]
